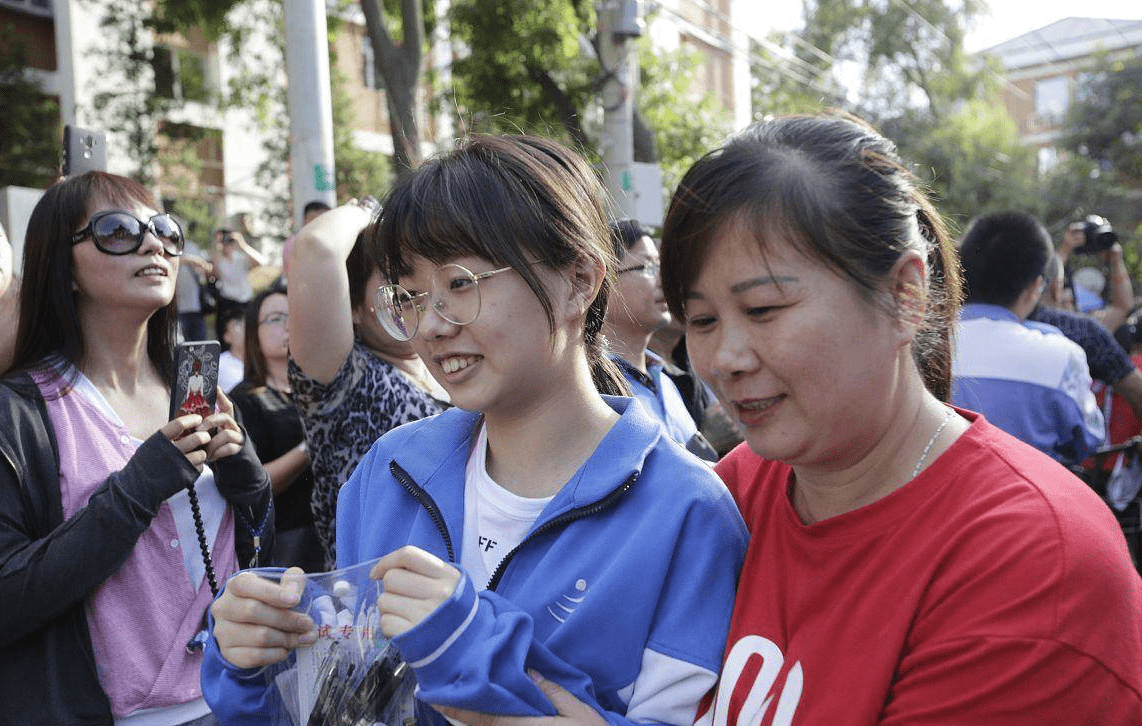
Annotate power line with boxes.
[649,0,843,101]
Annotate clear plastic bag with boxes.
[248,558,418,726]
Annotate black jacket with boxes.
[0,371,274,725]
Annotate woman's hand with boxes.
[210,567,315,669]
[371,545,462,638]
[161,414,212,471]
[433,672,608,726]
[200,388,245,461]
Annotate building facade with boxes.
[0,0,749,260]
[978,16,1142,174]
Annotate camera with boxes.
[1074,214,1118,254]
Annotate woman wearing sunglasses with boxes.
[202,135,748,726]
[0,171,274,725]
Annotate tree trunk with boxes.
[360,0,425,177]
[526,64,591,151]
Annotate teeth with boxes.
[441,356,477,374]
[137,267,165,276]
[740,398,777,411]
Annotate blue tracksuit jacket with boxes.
[202,396,747,726]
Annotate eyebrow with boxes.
[685,274,798,299]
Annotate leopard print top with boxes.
[289,342,447,568]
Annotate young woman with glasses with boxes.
[0,171,274,724]
[229,286,325,573]
[202,135,748,726]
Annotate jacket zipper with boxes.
[486,472,639,591]
[389,461,640,592]
[390,460,455,562]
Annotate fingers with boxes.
[531,672,603,721]
[371,546,461,637]
[216,387,234,415]
[161,414,209,470]
[311,203,371,238]
[210,569,315,670]
[199,411,244,461]
[161,413,202,441]
[370,545,458,582]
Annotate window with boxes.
[152,45,210,102]
[361,34,380,90]
[1033,76,1069,124]
[158,122,225,196]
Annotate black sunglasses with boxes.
[71,210,185,256]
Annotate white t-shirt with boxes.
[461,425,552,588]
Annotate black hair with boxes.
[608,219,653,260]
[11,172,178,382]
[303,200,332,217]
[958,211,1053,308]
[241,286,287,386]
[369,134,628,397]
[660,113,962,401]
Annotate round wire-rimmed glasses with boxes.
[373,263,515,341]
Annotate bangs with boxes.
[375,146,575,283]
[83,174,158,221]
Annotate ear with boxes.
[566,256,606,320]
[889,251,928,336]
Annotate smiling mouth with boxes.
[735,395,784,416]
[136,266,167,277]
[440,355,480,374]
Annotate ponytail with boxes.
[584,284,630,396]
[912,200,963,402]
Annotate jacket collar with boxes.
[391,395,664,517]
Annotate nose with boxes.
[138,227,165,255]
[693,321,760,382]
[415,299,460,340]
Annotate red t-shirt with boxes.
[702,409,1142,726]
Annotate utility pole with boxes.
[599,0,641,220]
[283,0,337,229]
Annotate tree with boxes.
[448,0,737,209]
[1062,50,1142,186]
[90,0,179,184]
[359,0,428,175]
[1050,49,1142,242]
[749,0,1048,233]
[750,0,990,125]
[449,0,597,149]
[0,27,61,188]
[156,0,430,179]
[881,99,1039,233]
[637,38,732,195]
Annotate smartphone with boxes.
[170,340,222,421]
[62,125,107,176]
